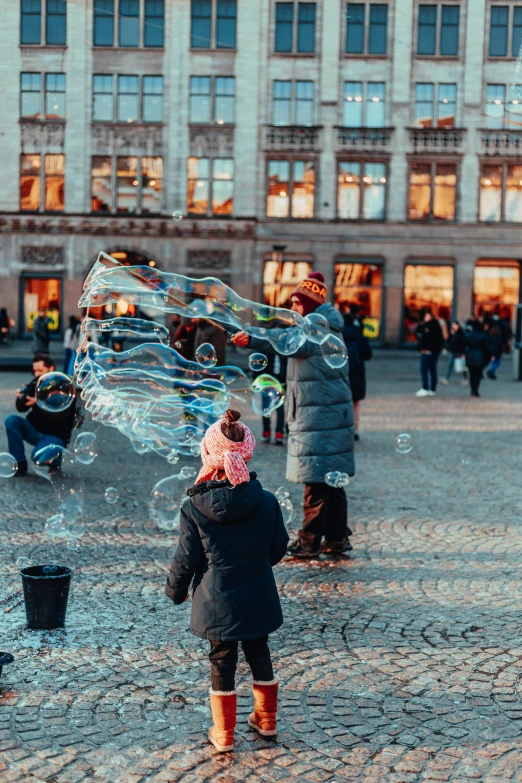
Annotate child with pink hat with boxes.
[165,409,289,752]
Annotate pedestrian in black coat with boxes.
[415,310,444,397]
[165,409,288,753]
[440,320,466,384]
[342,314,372,440]
[465,320,490,396]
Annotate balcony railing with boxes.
[409,127,465,153]
[264,125,321,150]
[336,127,393,150]
[481,129,522,154]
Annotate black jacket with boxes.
[486,327,503,359]
[16,379,76,442]
[447,328,466,356]
[416,319,444,355]
[341,323,372,403]
[465,330,489,369]
[165,473,289,641]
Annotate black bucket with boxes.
[20,565,73,630]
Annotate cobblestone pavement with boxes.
[1,355,522,783]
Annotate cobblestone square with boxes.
[1,355,522,782]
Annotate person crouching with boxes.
[165,409,289,752]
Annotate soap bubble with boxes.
[66,519,85,540]
[395,434,412,454]
[166,451,180,465]
[33,444,66,479]
[104,487,119,504]
[321,335,348,369]
[175,341,182,349]
[16,556,31,569]
[250,374,285,417]
[305,312,330,345]
[279,497,294,525]
[84,316,170,346]
[131,439,149,455]
[195,343,218,368]
[275,486,290,500]
[74,432,98,465]
[150,475,186,530]
[324,471,350,488]
[36,372,75,412]
[44,513,68,538]
[249,353,268,372]
[0,453,17,478]
[190,442,201,457]
[42,565,58,574]
[172,211,184,221]
[60,490,83,519]
[178,466,197,480]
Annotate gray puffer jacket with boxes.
[250,303,354,484]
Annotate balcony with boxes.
[409,127,465,154]
[481,129,522,154]
[336,127,393,152]
[264,125,322,151]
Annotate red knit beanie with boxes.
[291,271,326,315]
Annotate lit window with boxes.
[344,82,385,127]
[485,84,506,129]
[334,262,384,340]
[266,159,314,218]
[141,156,163,213]
[366,83,385,127]
[116,156,138,213]
[212,158,234,214]
[91,156,112,212]
[343,82,364,126]
[409,162,456,221]
[44,153,64,211]
[187,157,210,214]
[437,83,456,127]
[267,160,290,217]
[480,164,522,222]
[403,264,454,343]
[338,161,386,219]
[45,73,65,119]
[143,76,163,122]
[93,75,114,121]
[21,73,41,119]
[20,154,41,211]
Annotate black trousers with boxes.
[209,635,274,692]
[469,367,482,395]
[301,483,352,544]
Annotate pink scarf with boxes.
[195,418,256,487]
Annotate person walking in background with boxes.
[486,317,503,380]
[440,320,466,385]
[165,409,288,753]
[0,308,13,346]
[232,271,354,559]
[342,312,372,441]
[193,318,227,366]
[63,315,81,376]
[172,317,196,359]
[259,353,287,445]
[415,308,444,397]
[32,308,51,354]
[465,319,489,397]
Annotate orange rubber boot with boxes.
[248,679,278,737]
[209,690,237,752]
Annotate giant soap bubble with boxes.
[36,372,75,412]
[150,471,193,531]
[250,374,285,417]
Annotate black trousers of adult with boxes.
[209,635,274,692]
[301,483,352,544]
[469,367,483,396]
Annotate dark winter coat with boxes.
[165,473,289,641]
[16,380,77,442]
[172,322,196,360]
[416,319,444,354]
[33,316,50,352]
[486,327,503,359]
[342,322,373,403]
[249,303,354,484]
[465,330,489,369]
[447,328,466,356]
[194,321,227,366]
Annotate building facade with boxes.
[0,0,521,345]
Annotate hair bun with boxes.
[308,271,325,283]
[224,408,241,425]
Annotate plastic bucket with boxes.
[20,565,73,630]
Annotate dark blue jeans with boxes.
[262,405,285,434]
[420,353,438,392]
[4,414,65,464]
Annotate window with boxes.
[264,259,312,307]
[214,77,235,123]
[21,73,41,119]
[190,76,211,122]
[189,76,235,123]
[92,156,112,212]
[117,156,138,212]
[22,276,61,336]
[144,0,164,46]
[346,3,388,54]
[514,8,522,57]
[273,81,314,125]
[480,164,522,222]
[489,6,508,56]
[45,73,65,119]
[141,156,163,212]
[343,81,385,127]
[119,0,139,46]
[212,159,234,214]
[408,162,456,221]
[94,0,114,45]
[414,83,456,127]
[20,154,41,210]
[21,0,41,44]
[403,264,454,343]
[118,76,139,122]
[474,261,521,322]
[143,76,163,122]
[484,83,522,128]
[191,0,236,49]
[275,2,316,53]
[187,157,234,215]
[418,4,459,56]
[334,262,383,340]
[45,153,64,210]
[187,157,210,213]
[93,75,114,121]
[46,0,66,45]
[338,161,386,219]
[266,159,315,218]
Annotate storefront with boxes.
[473,260,521,324]
[263,256,313,308]
[402,263,455,344]
[20,274,62,338]
[333,260,384,341]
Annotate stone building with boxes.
[0,0,521,345]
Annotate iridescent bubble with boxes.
[16,556,31,569]
[395,434,412,454]
[172,211,184,222]
[324,471,350,488]
[104,487,119,504]
[195,343,218,368]
[178,465,197,480]
[249,353,268,372]
[305,312,330,345]
[321,335,348,369]
[150,475,186,531]
[131,439,150,455]
[36,371,75,412]
[250,374,285,417]
[74,432,98,465]
[166,451,180,465]
[33,444,66,479]
[275,486,290,501]
[0,453,17,478]
[279,497,294,525]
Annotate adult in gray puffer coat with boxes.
[232,271,354,558]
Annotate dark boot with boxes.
[320,537,353,554]
[287,534,320,558]
[15,460,28,477]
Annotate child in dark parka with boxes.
[165,409,289,752]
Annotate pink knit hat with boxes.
[195,410,256,487]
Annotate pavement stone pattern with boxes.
[1,355,522,782]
